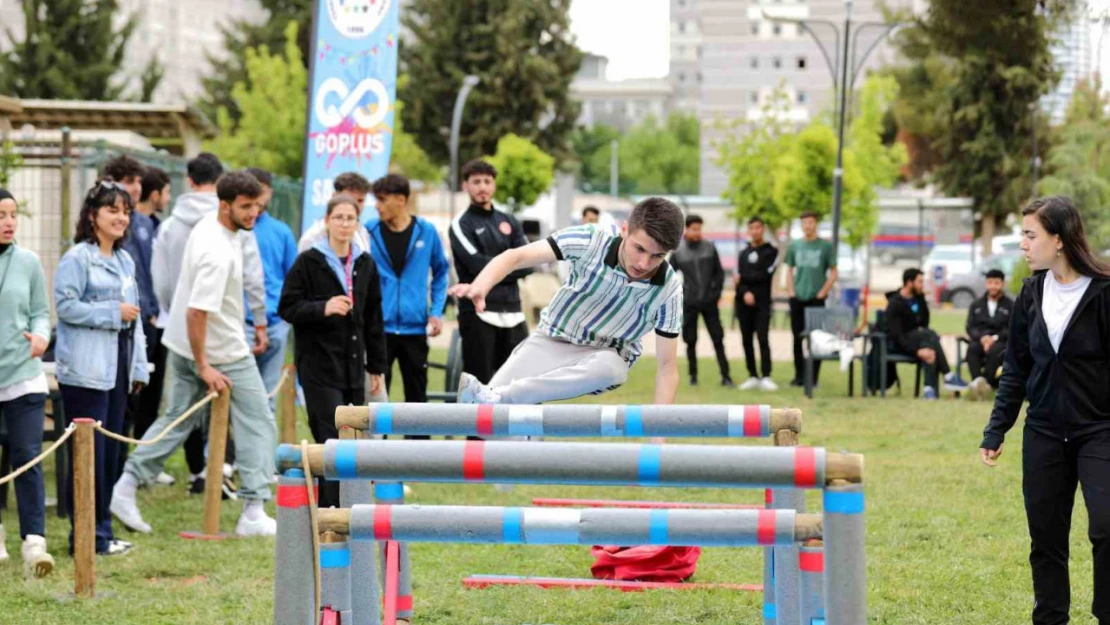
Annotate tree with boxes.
[390,104,443,184]
[487,134,555,211]
[400,0,583,168]
[618,113,699,196]
[0,0,159,101]
[570,124,622,194]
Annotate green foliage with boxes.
[0,140,23,189]
[0,0,158,101]
[400,0,583,167]
[618,112,700,196]
[138,55,165,104]
[570,124,622,194]
[487,134,555,211]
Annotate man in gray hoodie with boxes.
[148,153,268,494]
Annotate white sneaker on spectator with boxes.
[110,477,152,534]
[21,535,54,578]
[154,472,176,486]
[101,539,133,556]
[738,377,761,391]
[759,378,779,392]
[0,525,9,563]
[236,511,277,537]
[972,377,991,401]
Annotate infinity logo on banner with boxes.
[315,77,391,129]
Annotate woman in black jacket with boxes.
[279,194,387,508]
[980,196,1110,625]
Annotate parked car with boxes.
[923,244,981,302]
[940,252,1024,308]
[872,223,935,265]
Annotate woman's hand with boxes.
[369,374,385,396]
[980,445,1004,467]
[120,303,141,323]
[324,295,352,317]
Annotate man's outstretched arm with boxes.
[449,239,557,312]
[654,334,679,404]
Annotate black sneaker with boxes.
[188,475,205,495]
[222,476,239,501]
[689,376,698,386]
[188,475,234,500]
[721,377,735,387]
[789,378,804,387]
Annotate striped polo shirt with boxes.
[540,224,683,365]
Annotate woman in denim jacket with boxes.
[54,181,149,556]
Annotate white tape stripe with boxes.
[601,406,620,435]
[507,405,544,436]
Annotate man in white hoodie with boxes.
[148,153,268,495]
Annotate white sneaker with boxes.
[110,485,152,534]
[456,373,501,404]
[236,510,277,537]
[101,539,133,556]
[759,378,779,392]
[973,377,992,401]
[21,535,54,578]
[738,377,761,391]
[0,524,9,563]
[154,472,176,486]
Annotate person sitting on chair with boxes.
[885,268,967,399]
[964,268,1013,400]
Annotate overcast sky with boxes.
[569,0,669,80]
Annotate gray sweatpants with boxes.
[488,332,629,405]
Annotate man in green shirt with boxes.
[785,211,838,386]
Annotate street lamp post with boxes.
[449,74,481,220]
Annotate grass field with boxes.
[0,351,1095,624]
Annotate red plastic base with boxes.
[531,498,760,510]
[462,575,761,592]
[177,531,234,541]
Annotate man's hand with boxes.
[427,316,444,338]
[198,364,231,394]
[23,332,47,358]
[448,283,488,313]
[252,325,269,356]
[980,444,1004,467]
[120,303,141,323]
[733,274,741,287]
[816,288,830,301]
[981,335,996,351]
[324,295,352,317]
[132,381,145,394]
[369,374,385,396]
[916,347,936,365]
[743,292,756,307]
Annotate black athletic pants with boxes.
[385,333,430,439]
[458,310,528,384]
[900,328,949,390]
[737,297,772,379]
[967,339,1007,388]
[303,384,364,509]
[790,298,826,383]
[682,302,730,382]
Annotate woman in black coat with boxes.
[279,194,387,508]
[981,196,1110,625]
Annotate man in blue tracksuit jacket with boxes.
[365,174,450,413]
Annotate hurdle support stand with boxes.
[338,427,381,625]
[824,481,866,625]
[320,532,353,625]
[274,469,316,625]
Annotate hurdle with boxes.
[332,403,805,625]
[274,439,866,625]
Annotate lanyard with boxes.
[344,253,355,310]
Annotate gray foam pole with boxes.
[321,440,827,489]
[274,470,316,625]
[374,482,413,621]
[799,542,825,625]
[320,541,353,616]
[824,482,866,625]
[353,403,780,438]
[772,486,804,625]
[345,504,801,547]
[340,430,382,625]
[763,489,776,625]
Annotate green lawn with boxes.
[0,352,1093,624]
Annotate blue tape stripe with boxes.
[284,468,304,478]
[319,547,351,569]
[648,509,668,544]
[502,508,524,544]
[507,419,544,437]
[812,619,826,625]
[374,482,404,501]
[763,603,776,619]
[625,406,643,436]
[375,404,394,435]
[824,491,865,514]
[334,440,358,479]
[637,445,662,485]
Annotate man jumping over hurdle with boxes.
[449,197,685,405]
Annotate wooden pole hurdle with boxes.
[280,364,297,445]
[179,389,233,540]
[72,418,96,598]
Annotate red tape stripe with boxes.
[463,440,485,481]
[799,550,825,572]
[373,505,393,540]
[476,404,495,436]
[397,595,413,611]
[757,509,777,545]
[743,405,762,436]
[764,488,773,506]
[275,484,318,508]
[794,447,817,488]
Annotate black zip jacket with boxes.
[884,289,931,356]
[965,293,1014,342]
[449,203,533,314]
[670,239,724,307]
[736,241,779,302]
[982,273,1110,451]
[277,248,388,390]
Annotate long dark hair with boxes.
[1022,196,1110,279]
[74,180,134,250]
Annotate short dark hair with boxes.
[139,167,171,202]
[627,197,684,251]
[334,172,371,194]
[217,171,263,204]
[245,167,273,188]
[582,206,600,219]
[461,159,496,181]
[326,194,361,217]
[799,211,819,221]
[75,180,134,250]
[903,268,924,285]
[102,154,145,182]
[372,174,410,198]
[188,152,224,186]
[748,216,764,226]
[985,269,1006,280]
[684,214,703,228]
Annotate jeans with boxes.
[124,353,275,500]
[0,392,47,539]
[246,320,289,414]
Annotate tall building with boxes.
[1044,1,1093,124]
[571,53,673,131]
[682,0,913,196]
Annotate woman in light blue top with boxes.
[54,181,149,556]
